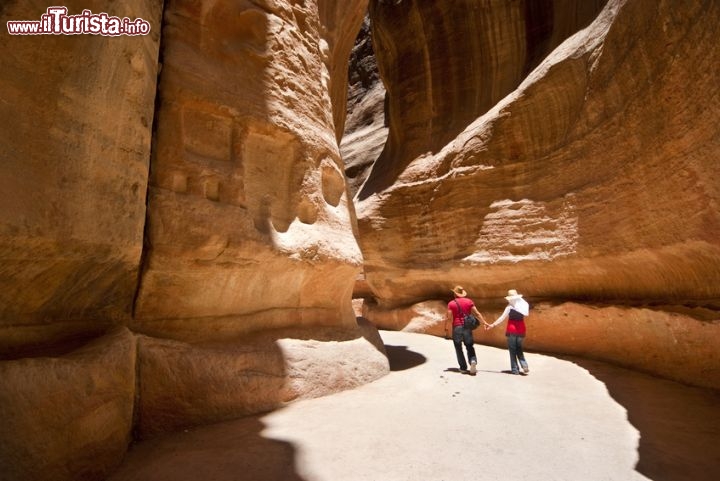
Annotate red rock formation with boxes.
[341,15,388,196]
[358,0,720,306]
[0,328,136,481]
[0,0,162,351]
[355,0,720,388]
[134,0,366,334]
[359,0,607,198]
[0,1,387,479]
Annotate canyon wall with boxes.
[133,0,365,336]
[354,0,720,388]
[2,0,719,478]
[0,1,386,480]
[0,0,161,355]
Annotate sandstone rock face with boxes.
[1,1,390,479]
[133,0,367,338]
[359,0,607,198]
[341,15,388,196]
[0,0,162,352]
[354,0,720,389]
[0,328,136,481]
[137,320,387,439]
[357,0,720,306]
[364,300,720,390]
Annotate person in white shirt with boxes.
[486,289,530,375]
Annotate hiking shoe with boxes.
[469,361,477,375]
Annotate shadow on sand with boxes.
[384,344,427,371]
[565,356,720,481]
[108,416,307,481]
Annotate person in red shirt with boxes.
[486,289,530,375]
[445,286,487,375]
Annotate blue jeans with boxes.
[452,325,476,370]
[506,334,527,374]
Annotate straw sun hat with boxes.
[451,286,467,297]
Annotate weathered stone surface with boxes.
[341,15,388,196]
[0,328,136,481]
[356,0,720,307]
[1,0,390,478]
[137,321,387,438]
[359,0,607,198]
[364,300,720,390]
[0,1,161,340]
[353,0,720,389]
[133,0,368,338]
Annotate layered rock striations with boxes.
[0,1,387,480]
[0,0,162,355]
[359,0,608,198]
[134,0,365,334]
[341,15,388,196]
[355,0,720,388]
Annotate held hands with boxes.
[483,321,493,331]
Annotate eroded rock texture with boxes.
[0,0,162,355]
[134,0,366,335]
[341,15,388,196]
[0,328,136,481]
[359,0,608,198]
[355,0,720,388]
[0,1,388,479]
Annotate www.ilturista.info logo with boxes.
[7,6,151,36]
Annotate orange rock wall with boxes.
[0,0,162,353]
[363,300,720,390]
[0,1,385,480]
[355,0,720,389]
[357,0,720,307]
[133,0,366,336]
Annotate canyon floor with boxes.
[110,329,720,481]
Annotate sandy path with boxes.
[109,330,720,481]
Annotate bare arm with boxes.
[489,305,511,329]
[471,306,487,325]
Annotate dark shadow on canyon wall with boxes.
[108,415,307,481]
[563,356,720,481]
[384,344,427,371]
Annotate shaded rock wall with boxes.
[0,0,162,355]
[133,0,366,336]
[0,1,387,479]
[341,15,388,196]
[354,0,720,388]
[0,328,137,481]
[359,0,607,198]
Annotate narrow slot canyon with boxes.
[1,1,719,480]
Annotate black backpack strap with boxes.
[453,299,466,316]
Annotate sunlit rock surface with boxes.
[353,0,720,389]
[0,1,389,480]
[356,0,719,308]
[134,0,366,334]
[363,300,720,390]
